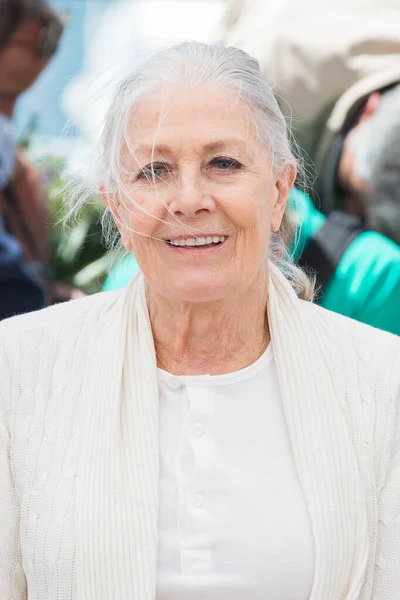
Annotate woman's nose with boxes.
[168,175,216,218]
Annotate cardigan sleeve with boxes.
[373,373,400,599]
[0,340,27,599]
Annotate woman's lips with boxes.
[165,236,228,253]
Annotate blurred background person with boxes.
[0,0,85,316]
[289,188,400,335]
[0,0,52,319]
[0,109,44,319]
[0,0,63,263]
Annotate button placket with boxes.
[188,388,208,515]
[178,384,222,576]
[176,384,193,544]
[168,376,183,390]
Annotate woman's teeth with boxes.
[169,236,227,247]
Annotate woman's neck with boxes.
[147,278,270,376]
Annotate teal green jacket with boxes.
[291,190,400,335]
[103,190,400,336]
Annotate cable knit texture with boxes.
[0,263,399,600]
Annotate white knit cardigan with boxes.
[0,264,399,600]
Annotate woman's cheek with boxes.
[119,198,156,236]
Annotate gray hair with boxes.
[66,41,314,300]
[353,83,400,245]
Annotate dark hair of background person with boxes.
[0,0,26,50]
[0,0,63,52]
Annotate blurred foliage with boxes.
[19,118,114,294]
[19,115,40,151]
[44,157,116,295]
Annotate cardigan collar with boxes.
[267,265,369,599]
[76,263,369,599]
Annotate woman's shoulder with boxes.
[0,290,125,433]
[0,290,123,415]
[297,301,400,443]
[300,299,400,372]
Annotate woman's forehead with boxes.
[125,84,262,157]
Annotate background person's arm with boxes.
[354,262,400,336]
[4,148,49,263]
[321,232,400,336]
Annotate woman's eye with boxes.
[137,163,169,180]
[211,157,243,171]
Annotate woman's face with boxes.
[111,84,292,303]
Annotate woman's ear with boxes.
[99,183,115,211]
[270,163,297,233]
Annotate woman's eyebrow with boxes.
[132,143,173,158]
[202,138,248,153]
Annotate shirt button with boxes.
[195,493,204,507]
[167,377,183,390]
[194,422,204,436]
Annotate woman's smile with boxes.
[165,234,229,253]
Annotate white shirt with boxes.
[156,346,315,600]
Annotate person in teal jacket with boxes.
[290,190,400,335]
[103,190,400,336]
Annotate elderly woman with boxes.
[1,42,399,600]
